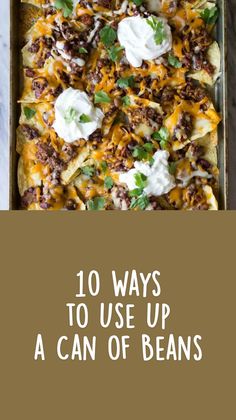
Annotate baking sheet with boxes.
[9,0,228,210]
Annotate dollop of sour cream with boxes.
[117,15,172,67]
[119,150,175,196]
[53,88,104,143]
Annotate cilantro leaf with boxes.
[168,162,177,175]
[147,16,166,45]
[54,0,73,18]
[64,107,78,123]
[122,96,131,106]
[79,114,91,123]
[79,47,88,54]
[201,6,218,25]
[132,143,153,160]
[152,127,169,149]
[129,188,144,197]
[100,161,108,173]
[149,157,155,166]
[168,54,182,68]
[132,146,147,160]
[130,195,149,210]
[104,176,113,190]
[108,45,124,62]
[143,143,154,152]
[117,75,135,89]
[94,91,111,104]
[134,172,147,189]
[88,197,105,211]
[133,0,143,5]
[81,166,95,177]
[24,107,36,120]
[100,25,117,47]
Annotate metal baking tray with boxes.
[9,0,228,210]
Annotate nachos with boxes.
[18,0,220,210]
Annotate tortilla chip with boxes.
[203,185,218,210]
[17,155,42,196]
[19,103,54,135]
[165,99,220,149]
[61,147,90,185]
[189,42,220,86]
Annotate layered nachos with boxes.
[18,0,221,210]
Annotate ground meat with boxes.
[97,58,110,69]
[51,85,63,98]
[36,142,66,172]
[21,124,39,140]
[79,14,94,26]
[45,6,57,16]
[187,27,212,53]
[197,158,212,170]
[60,21,79,41]
[36,142,55,164]
[88,129,103,143]
[97,0,113,9]
[149,197,163,210]
[21,187,37,208]
[130,107,162,127]
[184,184,210,210]
[182,27,213,73]
[186,143,204,159]
[36,58,46,68]
[202,60,215,75]
[58,70,70,84]
[157,86,175,104]
[32,77,48,99]
[40,200,52,210]
[25,68,36,78]
[28,39,40,53]
[173,112,193,142]
[61,144,77,163]
[47,170,61,186]
[179,82,206,102]
[111,186,130,210]
[65,199,77,210]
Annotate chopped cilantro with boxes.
[108,45,124,62]
[104,176,113,190]
[79,47,88,54]
[133,0,143,5]
[24,107,36,120]
[130,195,149,210]
[94,91,111,104]
[129,188,144,197]
[143,143,154,152]
[168,162,177,175]
[54,0,73,18]
[201,6,218,25]
[122,96,131,106]
[87,197,105,211]
[100,161,108,173]
[81,166,95,177]
[117,75,135,89]
[134,172,147,189]
[147,16,166,45]
[79,114,91,123]
[64,107,78,123]
[132,143,153,160]
[152,127,169,149]
[168,54,182,68]
[100,25,117,47]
